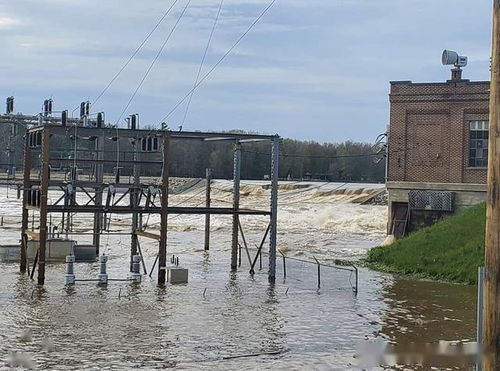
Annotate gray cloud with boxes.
[0,0,492,142]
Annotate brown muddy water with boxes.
[0,182,478,370]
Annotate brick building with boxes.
[387,69,489,236]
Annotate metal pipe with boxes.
[238,243,242,267]
[249,223,270,275]
[313,256,320,289]
[353,265,359,296]
[268,137,280,283]
[204,168,212,251]
[149,254,159,278]
[279,250,286,279]
[237,217,253,266]
[30,250,39,280]
[136,239,147,275]
[231,142,241,270]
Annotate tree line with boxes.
[0,124,385,183]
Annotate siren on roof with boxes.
[442,50,468,68]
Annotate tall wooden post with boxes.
[37,127,50,285]
[484,1,500,368]
[204,168,212,251]
[231,142,241,270]
[158,133,170,285]
[20,131,31,273]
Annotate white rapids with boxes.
[0,180,387,263]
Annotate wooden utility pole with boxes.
[37,128,50,285]
[484,0,500,368]
[158,133,170,285]
[20,131,31,273]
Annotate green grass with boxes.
[365,203,486,285]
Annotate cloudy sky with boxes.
[0,0,492,142]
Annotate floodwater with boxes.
[0,181,478,370]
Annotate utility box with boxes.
[27,239,76,262]
[0,245,21,262]
[73,244,97,262]
[167,268,188,284]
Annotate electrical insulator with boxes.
[130,114,139,130]
[80,102,86,118]
[61,110,68,126]
[97,112,104,128]
[43,99,53,116]
[6,96,14,114]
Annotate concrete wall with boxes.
[387,181,486,234]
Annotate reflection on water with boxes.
[0,183,477,369]
[0,247,477,370]
[379,278,476,345]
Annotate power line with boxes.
[92,0,180,106]
[159,0,278,124]
[115,0,193,126]
[181,0,224,127]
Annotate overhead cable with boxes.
[181,0,225,127]
[115,0,193,126]
[92,0,181,106]
[159,0,278,124]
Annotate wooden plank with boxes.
[45,205,270,216]
[26,230,40,241]
[135,230,161,241]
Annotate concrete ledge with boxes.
[387,181,486,193]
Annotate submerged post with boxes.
[37,128,50,285]
[353,265,359,296]
[130,134,141,272]
[158,133,170,285]
[485,1,500,368]
[279,250,286,279]
[98,254,108,285]
[231,142,241,270]
[65,253,76,285]
[93,133,104,254]
[204,168,212,251]
[20,130,31,273]
[268,137,279,283]
[313,256,321,289]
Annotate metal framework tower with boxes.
[19,123,280,285]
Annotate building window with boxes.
[469,120,489,167]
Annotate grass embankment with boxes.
[365,203,486,285]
